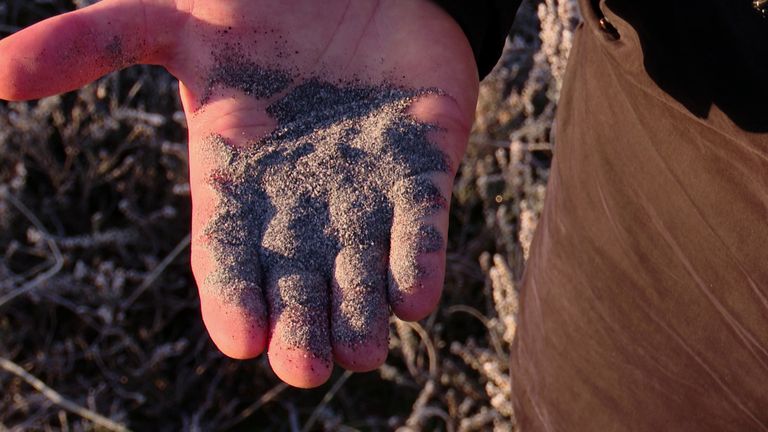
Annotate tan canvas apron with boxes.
[510,1,768,430]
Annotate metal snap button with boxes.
[599,17,621,40]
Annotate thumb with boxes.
[0,0,186,101]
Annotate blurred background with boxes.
[0,0,578,430]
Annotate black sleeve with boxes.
[432,0,523,80]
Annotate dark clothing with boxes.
[438,0,768,430]
[432,0,521,79]
[510,1,768,431]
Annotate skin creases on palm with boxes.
[0,0,478,387]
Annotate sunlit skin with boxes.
[0,0,479,388]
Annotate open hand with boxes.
[0,0,478,388]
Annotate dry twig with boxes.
[221,382,290,430]
[122,233,191,308]
[0,357,131,432]
[0,188,63,309]
[301,370,353,432]
[404,321,438,379]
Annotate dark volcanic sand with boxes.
[201,57,449,358]
[201,42,292,105]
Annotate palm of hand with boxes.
[0,0,478,387]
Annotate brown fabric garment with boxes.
[510,1,768,431]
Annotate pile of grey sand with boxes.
[203,73,450,359]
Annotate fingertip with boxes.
[192,233,268,360]
[268,345,333,389]
[334,338,388,372]
[330,246,390,372]
[265,269,334,388]
[390,251,445,322]
[201,295,268,359]
[388,195,448,322]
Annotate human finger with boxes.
[0,0,185,101]
[189,131,270,359]
[258,196,335,388]
[330,245,390,372]
[387,95,471,321]
[388,173,452,321]
[264,265,333,389]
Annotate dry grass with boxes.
[0,1,577,430]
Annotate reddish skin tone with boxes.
[0,0,478,388]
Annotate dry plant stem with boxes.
[220,382,290,430]
[300,370,354,432]
[458,409,498,431]
[0,189,63,309]
[394,318,420,378]
[408,407,454,432]
[58,411,70,432]
[399,381,455,432]
[0,357,131,432]
[286,402,301,432]
[489,254,518,345]
[446,305,506,359]
[403,321,438,378]
[122,233,191,308]
[405,380,436,424]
